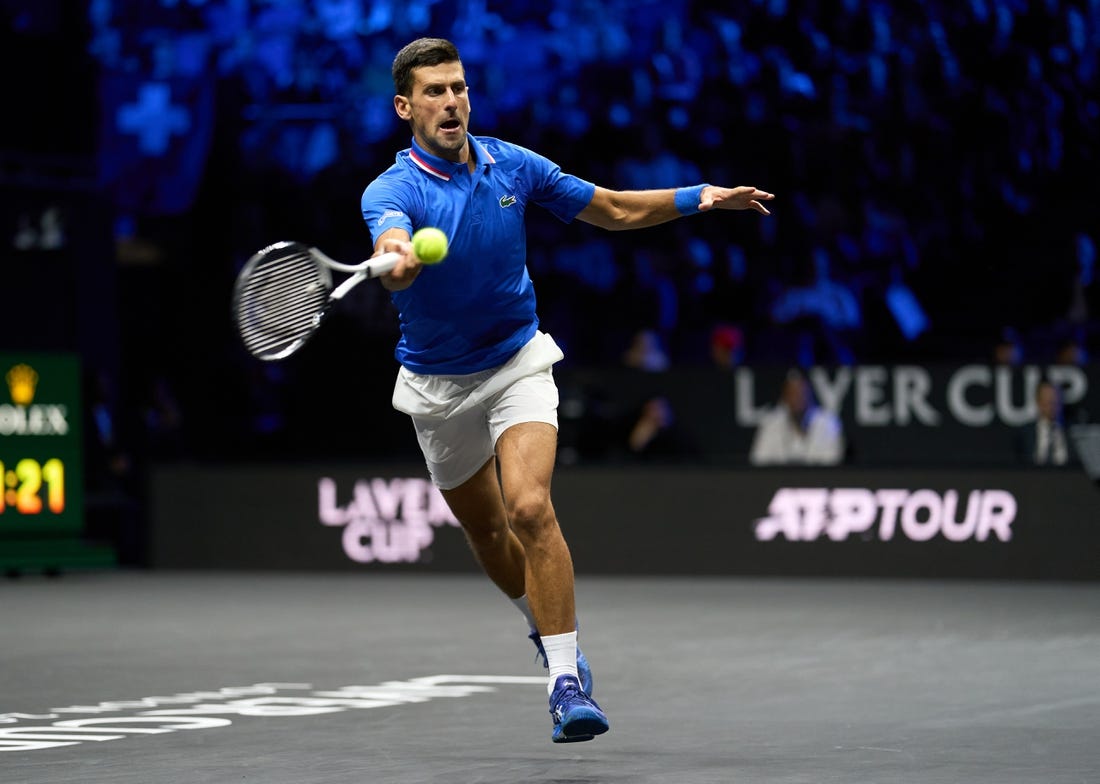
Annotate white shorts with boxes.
[392,331,564,490]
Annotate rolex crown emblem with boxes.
[5,364,39,406]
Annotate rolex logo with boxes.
[5,364,38,406]
[0,362,68,436]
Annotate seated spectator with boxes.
[1016,379,1077,467]
[623,396,696,462]
[1054,335,1088,366]
[992,328,1023,366]
[749,368,845,466]
[622,328,670,372]
[709,323,744,369]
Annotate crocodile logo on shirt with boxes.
[499,194,517,208]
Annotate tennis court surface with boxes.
[3,571,1098,783]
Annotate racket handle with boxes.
[311,247,403,275]
[329,251,403,301]
[363,251,401,278]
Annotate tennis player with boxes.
[362,37,773,743]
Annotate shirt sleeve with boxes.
[519,145,596,224]
[361,171,418,244]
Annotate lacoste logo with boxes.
[499,194,517,208]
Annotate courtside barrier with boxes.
[149,464,1099,579]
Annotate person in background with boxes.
[1016,379,1076,467]
[622,328,671,372]
[992,327,1023,366]
[622,395,698,461]
[1054,335,1088,366]
[749,368,845,465]
[709,323,744,369]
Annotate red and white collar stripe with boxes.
[409,150,451,181]
[409,139,496,181]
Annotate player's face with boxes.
[396,62,471,162]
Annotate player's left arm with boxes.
[576,184,774,231]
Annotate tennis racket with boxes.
[232,240,401,361]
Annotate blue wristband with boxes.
[674,184,709,216]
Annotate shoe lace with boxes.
[528,629,548,667]
[529,621,580,668]
[550,678,582,714]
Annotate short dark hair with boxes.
[392,38,461,96]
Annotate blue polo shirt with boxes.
[361,135,595,375]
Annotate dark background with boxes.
[1,0,1097,567]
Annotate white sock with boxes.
[510,594,538,632]
[540,631,579,694]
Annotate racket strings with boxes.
[237,252,330,358]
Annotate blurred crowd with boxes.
[73,0,1100,368]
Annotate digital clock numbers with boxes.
[0,458,65,515]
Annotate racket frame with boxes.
[233,241,401,361]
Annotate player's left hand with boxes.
[700,186,774,215]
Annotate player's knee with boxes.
[507,492,553,538]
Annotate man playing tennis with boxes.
[362,37,773,743]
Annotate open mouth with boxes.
[440,119,462,132]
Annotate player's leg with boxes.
[486,368,594,687]
[496,420,608,742]
[411,390,583,664]
[439,456,527,600]
[495,421,575,637]
[398,364,573,691]
[439,443,589,692]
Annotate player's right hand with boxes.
[377,233,422,291]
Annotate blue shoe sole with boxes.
[553,731,595,743]
[552,708,610,744]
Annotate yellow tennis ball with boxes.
[412,227,449,264]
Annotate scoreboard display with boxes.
[0,353,84,537]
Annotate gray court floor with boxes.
[2,571,1099,784]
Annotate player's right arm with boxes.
[362,170,428,291]
[374,227,423,291]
